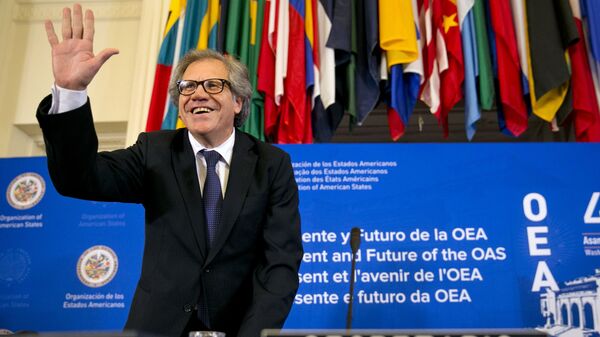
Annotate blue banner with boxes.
[1,144,599,336]
[0,157,144,332]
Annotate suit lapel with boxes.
[206,131,257,265]
[171,129,208,260]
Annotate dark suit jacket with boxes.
[37,95,303,337]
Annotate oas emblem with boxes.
[0,329,14,335]
[77,245,118,288]
[6,173,45,210]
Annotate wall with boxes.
[0,0,167,157]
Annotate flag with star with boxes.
[435,0,464,137]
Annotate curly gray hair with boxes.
[168,49,252,127]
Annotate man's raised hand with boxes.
[44,4,119,90]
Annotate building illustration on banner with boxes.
[539,269,600,337]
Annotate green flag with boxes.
[473,0,494,110]
[224,0,264,139]
[246,0,266,140]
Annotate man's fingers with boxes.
[72,3,83,39]
[61,7,72,40]
[44,20,59,47]
[96,48,120,67]
[83,9,95,42]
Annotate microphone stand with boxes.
[346,227,361,331]
[346,248,357,330]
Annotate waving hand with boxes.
[44,4,119,90]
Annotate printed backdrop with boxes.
[1,144,599,336]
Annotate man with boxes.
[36,4,303,337]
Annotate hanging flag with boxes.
[419,0,444,120]
[145,0,185,132]
[380,0,416,124]
[472,0,494,111]
[327,0,357,128]
[312,0,343,142]
[224,1,251,62]
[198,0,219,50]
[484,5,510,136]
[355,1,380,124]
[222,1,264,139]
[569,0,600,142]
[245,0,266,140]
[380,53,403,140]
[510,0,530,98]
[434,0,464,137]
[257,0,280,141]
[488,0,528,137]
[278,0,309,143]
[457,0,480,141]
[380,0,418,65]
[580,0,600,113]
[275,0,290,109]
[580,0,600,62]
[217,0,230,52]
[316,0,336,111]
[179,0,210,57]
[304,0,318,142]
[347,0,358,127]
[381,0,423,139]
[386,107,406,141]
[525,0,578,123]
[399,0,425,125]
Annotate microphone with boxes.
[350,227,361,254]
[346,227,361,330]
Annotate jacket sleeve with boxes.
[36,94,146,203]
[237,152,303,337]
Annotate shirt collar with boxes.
[188,129,235,166]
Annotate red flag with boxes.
[488,0,528,137]
[434,0,464,137]
[387,106,406,141]
[278,0,310,143]
[419,0,442,117]
[257,0,280,141]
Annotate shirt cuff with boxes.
[49,84,88,114]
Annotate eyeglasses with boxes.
[176,78,231,96]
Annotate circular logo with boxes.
[77,245,118,288]
[0,248,31,286]
[6,173,45,210]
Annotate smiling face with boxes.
[178,58,243,148]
